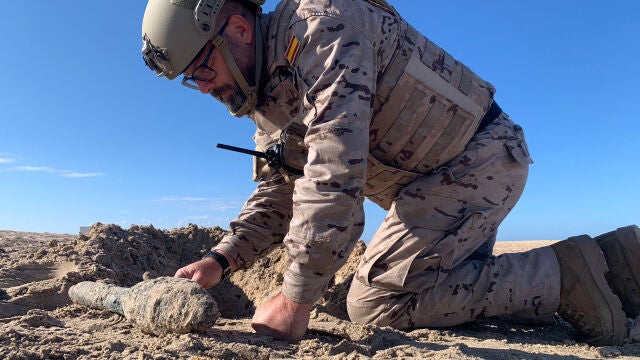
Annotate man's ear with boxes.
[225,14,253,45]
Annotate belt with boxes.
[476,100,502,133]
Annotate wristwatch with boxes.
[203,251,231,281]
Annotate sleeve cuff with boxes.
[214,234,254,269]
[281,269,333,304]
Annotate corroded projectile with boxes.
[68,281,128,315]
[68,277,219,335]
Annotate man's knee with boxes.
[346,278,387,325]
[347,276,464,329]
[346,277,411,327]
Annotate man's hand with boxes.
[174,257,222,289]
[251,292,313,342]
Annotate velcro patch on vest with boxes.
[285,35,301,65]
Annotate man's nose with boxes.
[196,79,212,94]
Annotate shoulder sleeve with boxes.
[280,13,373,303]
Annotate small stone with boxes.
[142,271,154,280]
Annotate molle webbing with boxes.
[365,154,422,209]
[365,24,495,209]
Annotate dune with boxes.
[1,224,638,359]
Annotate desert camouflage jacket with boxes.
[214,0,495,304]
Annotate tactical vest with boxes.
[253,0,496,209]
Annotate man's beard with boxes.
[211,83,247,115]
[211,40,255,115]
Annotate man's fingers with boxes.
[173,259,219,288]
[191,271,215,289]
[174,266,192,279]
[251,322,296,341]
[250,292,310,342]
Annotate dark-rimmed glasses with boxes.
[181,45,216,90]
[181,18,230,90]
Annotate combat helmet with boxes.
[141,0,265,116]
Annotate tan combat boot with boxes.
[551,235,627,345]
[595,225,640,317]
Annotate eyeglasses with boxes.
[181,18,230,90]
[181,45,216,90]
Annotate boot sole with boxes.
[596,225,640,317]
[572,236,627,345]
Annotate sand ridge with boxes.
[1,224,639,359]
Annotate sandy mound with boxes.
[1,224,639,359]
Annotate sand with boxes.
[1,223,639,359]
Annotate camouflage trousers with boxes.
[347,114,561,328]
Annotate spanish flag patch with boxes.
[285,35,300,64]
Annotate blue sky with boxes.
[1,1,638,241]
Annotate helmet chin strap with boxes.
[211,11,263,117]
